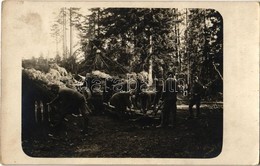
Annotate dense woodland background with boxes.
[23,8,223,96]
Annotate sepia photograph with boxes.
[21,7,223,158]
[1,1,259,165]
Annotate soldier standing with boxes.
[157,72,178,128]
[188,76,205,119]
[152,66,164,112]
[134,74,147,112]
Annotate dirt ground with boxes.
[22,103,223,158]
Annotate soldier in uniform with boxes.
[188,76,205,119]
[157,72,178,128]
[109,91,132,114]
[152,66,164,112]
[134,74,147,111]
[47,84,91,134]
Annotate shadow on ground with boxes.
[22,103,223,158]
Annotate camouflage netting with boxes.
[22,64,83,139]
[23,63,80,90]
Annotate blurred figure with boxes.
[103,78,115,103]
[109,91,132,115]
[152,76,164,113]
[83,73,94,94]
[47,84,91,134]
[134,74,147,111]
[188,76,205,119]
[139,90,153,114]
[157,72,178,128]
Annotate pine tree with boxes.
[184,9,223,93]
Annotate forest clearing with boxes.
[22,7,223,158]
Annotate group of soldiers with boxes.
[156,72,205,128]
[47,71,205,133]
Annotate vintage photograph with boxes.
[21,7,223,158]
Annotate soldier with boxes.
[83,73,95,94]
[134,74,147,111]
[188,76,205,119]
[157,72,178,128]
[47,84,91,134]
[139,90,153,114]
[153,67,163,112]
[103,78,114,103]
[109,91,132,114]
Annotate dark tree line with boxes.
[185,9,223,92]
[48,8,223,93]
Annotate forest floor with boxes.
[22,102,223,158]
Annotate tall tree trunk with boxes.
[148,35,153,86]
[97,8,100,37]
[62,8,65,59]
[186,9,190,84]
[55,34,58,56]
[176,9,181,72]
[63,7,67,60]
[203,10,210,81]
[70,8,73,57]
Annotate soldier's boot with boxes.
[188,104,194,120]
[196,102,201,118]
